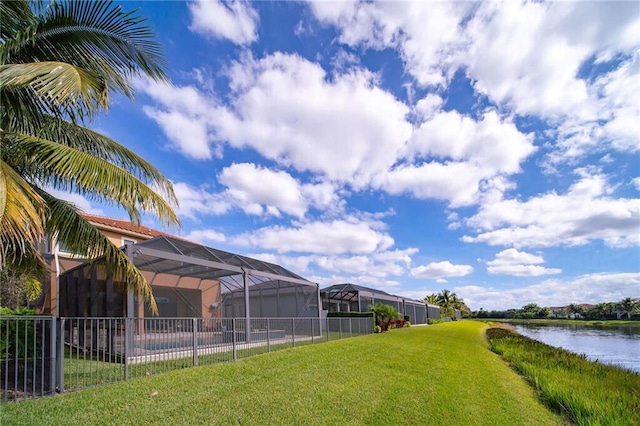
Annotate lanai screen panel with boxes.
[426,303,441,320]
[321,284,402,314]
[375,297,402,313]
[403,300,427,324]
[221,276,319,318]
[414,303,427,324]
[359,295,375,311]
[130,237,319,319]
[58,262,125,317]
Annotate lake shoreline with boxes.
[487,325,640,425]
[480,318,640,327]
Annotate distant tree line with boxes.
[473,297,640,320]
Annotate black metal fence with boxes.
[1,316,374,403]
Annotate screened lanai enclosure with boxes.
[59,236,320,319]
[320,283,438,324]
[57,236,322,361]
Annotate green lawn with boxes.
[2,322,562,425]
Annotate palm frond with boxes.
[0,62,109,117]
[3,0,168,97]
[8,116,178,202]
[0,159,45,265]
[41,190,158,314]
[0,1,34,42]
[7,132,179,227]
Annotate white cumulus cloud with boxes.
[487,248,562,277]
[233,219,394,255]
[184,229,227,245]
[463,170,640,248]
[188,0,259,45]
[218,163,341,218]
[172,182,231,220]
[307,0,640,164]
[456,272,640,311]
[410,261,474,280]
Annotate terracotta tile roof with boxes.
[80,213,172,240]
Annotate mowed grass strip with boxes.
[487,327,640,426]
[2,321,561,426]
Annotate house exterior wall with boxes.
[139,272,221,319]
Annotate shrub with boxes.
[368,303,399,332]
[374,325,382,333]
[427,318,444,325]
[0,307,39,360]
[404,321,411,327]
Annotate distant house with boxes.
[320,283,440,324]
[547,307,567,318]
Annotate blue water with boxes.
[514,323,640,373]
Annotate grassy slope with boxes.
[2,322,561,426]
[487,327,640,426]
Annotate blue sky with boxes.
[71,1,639,310]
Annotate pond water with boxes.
[513,323,640,373]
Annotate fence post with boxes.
[124,317,132,380]
[349,318,352,338]
[232,318,237,361]
[49,316,57,395]
[326,317,330,341]
[57,318,65,393]
[311,318,315,344]
[266,318,271,353]
[339,318,342,339]
[192,318,198,367]
[292,318,295,347]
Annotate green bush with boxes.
[0,307,39,360]
[427,318,444,325]
[404,321,411,327]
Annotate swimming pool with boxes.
[140,329,286,351]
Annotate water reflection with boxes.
[513,323,640,373]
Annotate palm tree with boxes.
[368,303,399,331]
[568,303,584,319]
[424,293,439,305]
[617,297,638,320]
[436,289,453,310]
[1,0,179,312]
[434,289,460,319]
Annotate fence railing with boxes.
[1,316,374,403]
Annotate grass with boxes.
[487,326,640,426]
[61,331,356,391]
[1,322,561,425]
